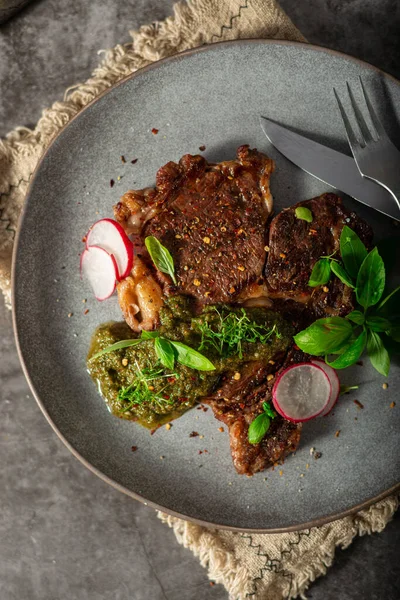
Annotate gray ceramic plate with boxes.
[13,40,400,532]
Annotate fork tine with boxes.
[333,87,360,150]
[346,82,372,144]
[359,76,385,139]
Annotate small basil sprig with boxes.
[248,402,276,445]
[89,339,142,360]
[90,329,215,372]
[297,226,399,376]
[309,258,331,287]
[308,226,367,289]
[340,225,368,278]
[145,236,177,284]
[295,206,313,223]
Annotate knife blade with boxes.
[260,117,400,221]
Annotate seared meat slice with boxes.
[115,145,274,308]
[204,349,306,475]
[265,194,373,318]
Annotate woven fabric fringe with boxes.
[0,1,397,599]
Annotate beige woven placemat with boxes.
[0,1,398,598]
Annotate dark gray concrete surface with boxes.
[0,1,399,599]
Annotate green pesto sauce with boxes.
[87,296,294,429]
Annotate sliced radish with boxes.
[272,363,331,423]
[80,245,118,301]
[311,359,340,416]
[86,218,133,280]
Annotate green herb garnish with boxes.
[155,337,175,370]
[308,258,331,287]
[340,225,368,278]
[295,206,313,223]
[330,260,355,289]
[339,384,359,396]
[296,227,398,376]
[248,402,276,444]
[197,307,280,359]
[168,340,215,371]
[145,236,177,284]
[366,330,390,376]
[117,364,176,412]
[91,331,215,372]
[89,338,142,360]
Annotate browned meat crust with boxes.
[204,349,306,475]
[265,193,373,318]
[115,145,274,308]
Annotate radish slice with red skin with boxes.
[80,245,118,301]
[272,363,331,423]
[311,359,340,416]
[86,218,133,280]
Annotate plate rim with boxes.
[12,38,400,533]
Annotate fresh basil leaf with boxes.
[145,236,177,284]
[330,261,355,288]
[154,337,175,370]
[339,384,359,396]
[356,247,385,309]
[89,338,142,361]
[262,402,276,419]
[140,330,160,339]
[365,316,392,333]
[294,317,353,355]
[325,330,367,369]
[367,330,390,376]
[169,341,216,371]
[388,322,400,343]
[248,413,271,444]
[295,206,313,223]
[346,310,365,325]
[308,259,331,288]
[377,285,400,312]
[340,226,368,278]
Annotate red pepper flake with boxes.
[121,155,126,163]
[239,402,245,409]
[218,427,224,432]
[390,401,396,409]
[131,158,138,164]
[163,394,170,400]
[110,179,115,187]
[335,430,341,438]
[189,431,199,438]
[151,128,159,135]
[198,450,203,454]
[210,582,215,587]
[82,235,87,243]
[353,400,364,409]
[199,145,206,151]
[84,309,89,315]
[131,446,138,452]
[202,406,209,412]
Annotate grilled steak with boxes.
[115,146,274,311]
[204,348,305,475]
[265,193,373,318]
